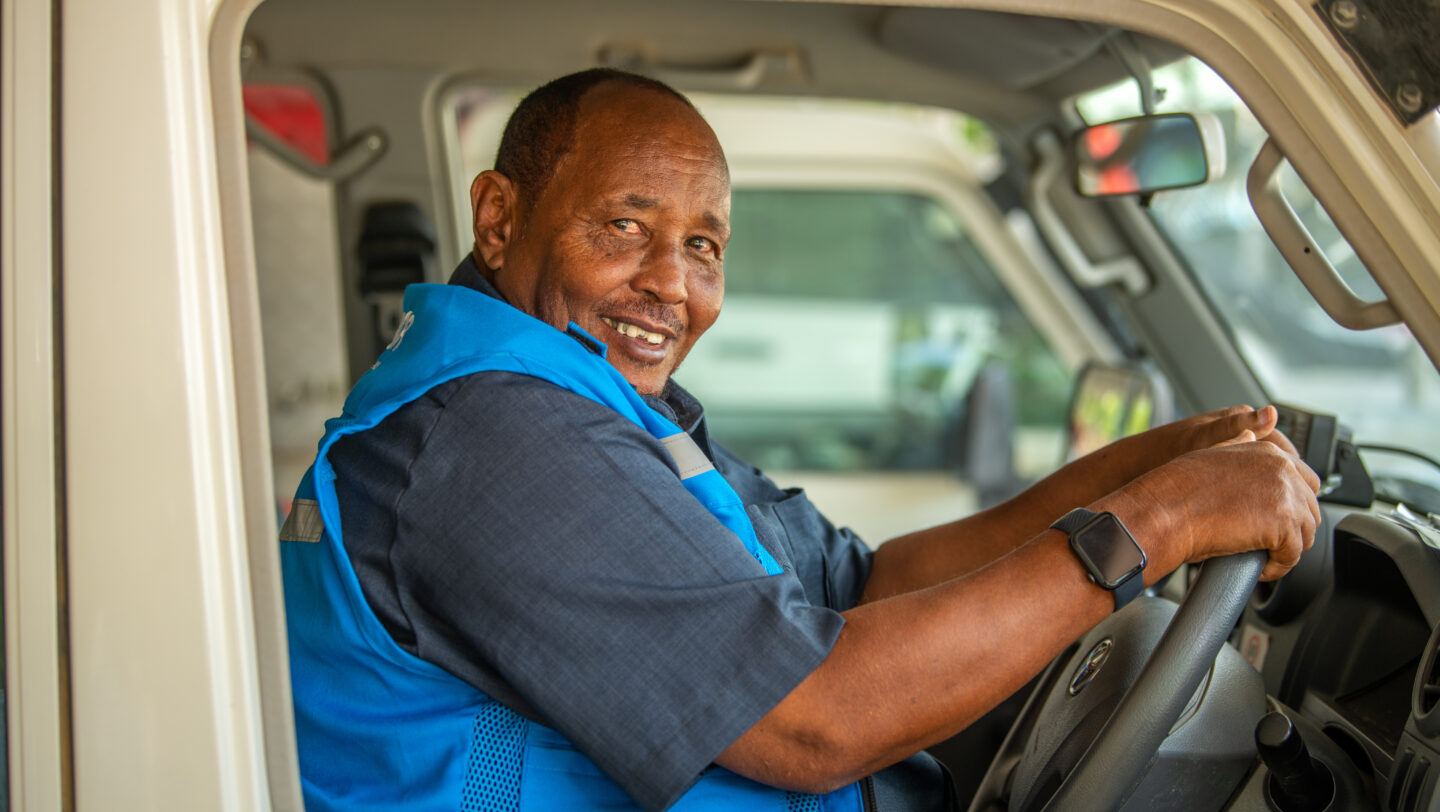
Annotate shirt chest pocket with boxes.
[745,488,831,607]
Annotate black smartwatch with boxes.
[1051,508,1147,611]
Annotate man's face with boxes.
[482,84,730,395]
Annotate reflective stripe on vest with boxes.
[281,282,862,812]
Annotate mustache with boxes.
[605,301,685,335]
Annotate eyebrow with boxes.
[622,194,658,209]
[701,211,727,235]
[614,194,728,235]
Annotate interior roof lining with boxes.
[241,0,1194,132]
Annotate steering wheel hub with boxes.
[968,553,1268,812]
[1068,637,1114,696]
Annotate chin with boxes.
[616,366,669,396]
[629,378,667,397]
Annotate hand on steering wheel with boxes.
[969,551,1265,812]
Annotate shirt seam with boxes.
[374,379,463,654]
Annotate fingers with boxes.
[1208,404,1302,461]
[1260,538,1299,581]
[1302,471,1321,546]
[1122,420,1320,584]
[1138,405,1269,479]
[1259,508,1314,581]
[1260,457,1320,581]
[1212,429,1256,448]
[1261,436,1320,494]
[1226,405,1273,439]
[1151,438,1318,582]
[1296,454,1323,494]
[1261,432,1301,459]
[1238,404,1302,460]
[1260,551,1299,582]
[1193,405,1255,432]
[1253,405,1303,458]
[1253,437,1322,494]
[1258,516,1309,581]
[1204,405,1256,421]
[1187,405,1260,449]
[1251,404,1279,435]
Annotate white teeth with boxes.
[602,317,666,345]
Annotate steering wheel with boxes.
[968,550,1266,812]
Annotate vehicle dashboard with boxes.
[1238,503,1440,810]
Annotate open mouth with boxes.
[600,316,668,346]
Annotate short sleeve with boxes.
[711,442,874,611]
[331,371,845,812]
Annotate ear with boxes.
[470,170,519,272]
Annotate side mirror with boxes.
[1065,361,1174,462]
[1072,112,1226,197]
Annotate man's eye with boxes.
[612,219,640,233]
[687,236,716,253]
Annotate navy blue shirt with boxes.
[329,258,947,810]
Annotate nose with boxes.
[632,243,688,304]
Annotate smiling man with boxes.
[280,69,1321,812]
[469,76,727,395]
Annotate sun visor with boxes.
[877,8,1185,98]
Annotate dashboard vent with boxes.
[1415,625,1440,738]
[1421,669,1440,718]
[1388,748,1431,812]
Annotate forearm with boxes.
[719,422,1317,794]
[717,519,1120,792]
[860,440,1158,601]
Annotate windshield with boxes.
[1080,59,1440,508]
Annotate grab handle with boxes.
[1246,138,1399,330]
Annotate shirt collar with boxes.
[449,256,607,354]
[447,253,500,297]
[641,381,717,461]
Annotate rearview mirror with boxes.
[1072,112,1225,196]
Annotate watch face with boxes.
[1073,514,1145,588]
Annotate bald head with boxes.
[493,68,706,209]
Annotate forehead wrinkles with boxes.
[568,137,730,226]
[576,124,728,182]
[551,88,729,229]
[574,86,727,169]
[610,146,731,208]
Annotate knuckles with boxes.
[1149,411,1319,582]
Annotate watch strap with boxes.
[1050,507,1098,535]
[1051,508,1145,611]
[1110,560,1144,611]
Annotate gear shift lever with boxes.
[1255,711,1335,811]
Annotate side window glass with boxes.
[677,189,1072,534]
[244,82,348,513]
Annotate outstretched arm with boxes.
[717,431,1320,793]
[860,404,1296,601]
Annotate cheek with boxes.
[535,244,630,323]
[588,229,636,259]
[561,267,635,316]
[689,273,724,333]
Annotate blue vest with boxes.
[281,283,864,812]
